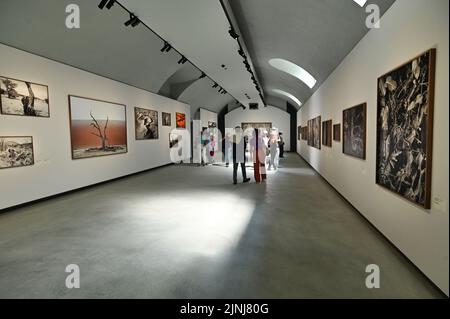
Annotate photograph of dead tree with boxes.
[0,76,49,117]
[0,136,34,169]
[343,103,366,159]
[376,49,436,208]
[69,95,127,159]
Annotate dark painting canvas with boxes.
[69,95,127,159]
[322,120,332,147]
[307,116,321,149]
[162,112,171,126]
[135,107,158,140]
[376,49,436,208]
[298,126,301,141]
[333,124,341,142]
[343,103,366,159]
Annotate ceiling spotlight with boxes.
[229,27,239,39]
[124,14,140,27]
[212,83,218,88]
[178,56,187,64]
[238,49,245,58]
[218,87,223,93]
[241,104,246,110]
[105,0,115,9]
[161,42,172,52]
[99,0,115,9]
[98,0,108,9]
[222,90,227,95]
[198,72,206,79]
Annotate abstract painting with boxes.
[333,124,341,142]
[0,136,34,169]
[135,107,158,140]
[176,112,186,129]
[343,103,366,159]
[162,112,171,126]
[307,116,321,149]
[376,49,436,208]
[302,126,308,141]
[0,76,49,117]
[322,120,332,147]
[69,95,127,159]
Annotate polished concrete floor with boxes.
[0,154,443,298]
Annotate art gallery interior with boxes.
[0,0,448,299]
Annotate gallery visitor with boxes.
[232,126,251,185]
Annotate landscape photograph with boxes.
[0,136,34,169]
[69,95,127,159]
[0,76,49,117]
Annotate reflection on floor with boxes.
[0,154,443,298]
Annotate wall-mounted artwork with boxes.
[376,49,436,208]
[169,132,182,149]
[307,116,321,149]
[298,126,301,140]
[135,107,158,140]
[322,120,332,147]
[208,121,217,128]
[302,126,308,141]
[333,124,341,142]
[241,122,272,132]
[162,112,171,126]
[0,136,34,169]
[176,112,186,129]
[343,103,366,159]
[69,95,127,159]
[0,76,49,117]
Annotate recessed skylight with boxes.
[268,58,317,89]
[272,89,302,107]
[353,0,368,7]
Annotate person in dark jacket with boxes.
[278,132,285,158]
[232,126,250,185]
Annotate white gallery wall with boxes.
[225,105,291,151]
[0,43,191,210]
[199,108,218,128]
[297,0,448,294]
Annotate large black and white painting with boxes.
[376,49,436,208]
[0,76,49,117]
[343,103,366,159]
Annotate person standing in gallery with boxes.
[278,132,285,158]
[251,128,267,183]
[268,130,279,170]
[232,126,251,185]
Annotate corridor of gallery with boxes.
[0,154,442,298]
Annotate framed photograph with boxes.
[135,107,158,140]
[68,95,127,160]
[343,103,366,159]
[0,76,49,117]
[322,120,332,147]
[0,136,34,169]
[333,124,341,142]
[176,112,186,129]
[298,126,301,141]
[162,112,171,126]
[208,121,217,128]
[169,132,181,149]
[376,49,436,208]
[241,122,272,132]
[307,116,321,149]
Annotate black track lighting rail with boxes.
[99,0,242,104]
